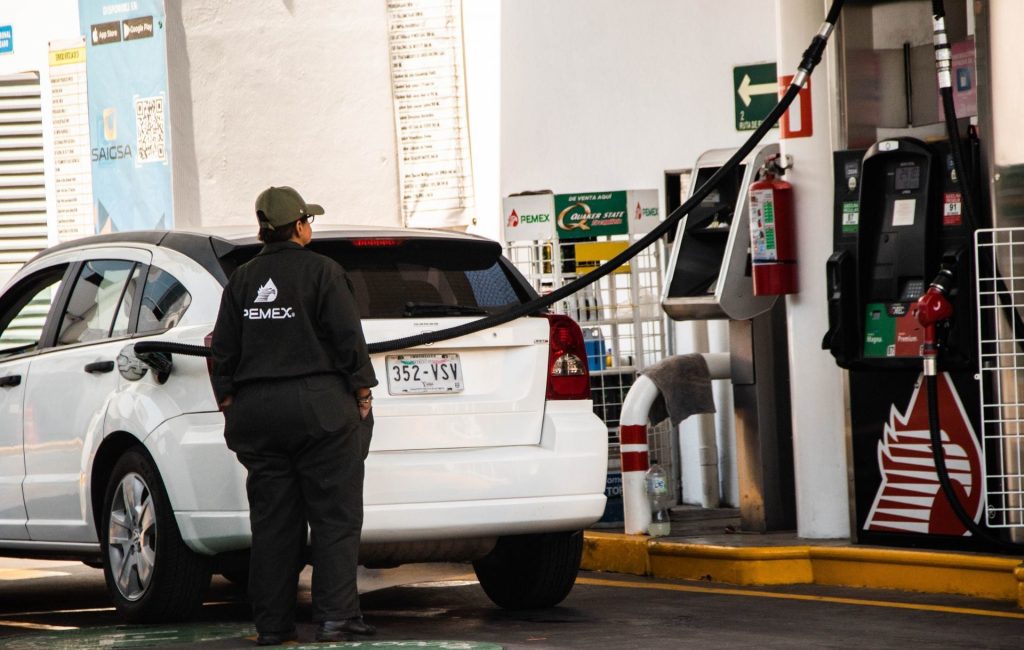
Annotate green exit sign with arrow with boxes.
[734,62,778,131]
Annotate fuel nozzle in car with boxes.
[915,267,955,377]
[118,343,174,384]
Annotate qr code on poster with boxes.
[134,95,166,164]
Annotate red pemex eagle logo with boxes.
[864,372,983,536]
[507,209,519,228]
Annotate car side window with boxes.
[137,266,191,333]
[0,265,67,357]
[111,264,143,338]
[56,260,136,346]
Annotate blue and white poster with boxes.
[79,0,172,232]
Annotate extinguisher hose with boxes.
[924,374,1022,553]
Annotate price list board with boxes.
[387,0,474,228]
[48,38,94,241]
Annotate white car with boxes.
[0,228,607,622]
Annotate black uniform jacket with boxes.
[210,241,378,403]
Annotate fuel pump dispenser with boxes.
[662,143,797,533]
[824,136,999,550]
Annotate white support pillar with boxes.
[774,0,850,538]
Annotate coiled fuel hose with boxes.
[923,0,1023,553]
[137,0,845,361]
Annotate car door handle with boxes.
[84,361,115,374]
[0,374,20,387]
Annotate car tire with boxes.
[220,568,249,589]
[101,449,212,622]
[472,530,583,609]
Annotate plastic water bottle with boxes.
[645,460,672,537]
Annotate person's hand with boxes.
[219,396,233,409]
[356,391,372,421]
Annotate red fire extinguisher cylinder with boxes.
[748,173,798,296]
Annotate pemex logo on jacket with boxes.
[254,279,278,303]
[864,372,983,536]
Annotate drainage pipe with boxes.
[620,352,731,535]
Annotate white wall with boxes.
[169,0,401,230]
[500,0,779,507]
[463,2,501,242]
[500,0,778,194]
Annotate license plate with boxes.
[385,353,464,395]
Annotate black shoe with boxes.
[256,628,297,646]
[316,617,377,641]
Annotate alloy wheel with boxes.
[107,471,157,601]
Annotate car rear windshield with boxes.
[218,237,535,319]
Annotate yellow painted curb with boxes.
[581,531,649,575]
[650,542,813,585]
[1015,564,1024,609]
[581,531,1024,605]
[809,547,1021,602]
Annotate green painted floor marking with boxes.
[2,622,501,650]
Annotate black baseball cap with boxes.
[255,186,324,228]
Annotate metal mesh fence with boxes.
[508,236,675,502]
[975,227,1024,528]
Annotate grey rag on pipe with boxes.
[640,353,716,427]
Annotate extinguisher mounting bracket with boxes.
[760,153,793,178]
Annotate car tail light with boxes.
[544,313,591,400]
[350,238,404,247]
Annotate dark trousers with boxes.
[226,375,371,633]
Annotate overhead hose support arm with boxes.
[134,0,846,359]
[923,0,1023,554]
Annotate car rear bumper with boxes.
[177,492,606,555]
[361,493,606,543]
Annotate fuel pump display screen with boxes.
[894,165,920,191]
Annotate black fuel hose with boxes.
[361,0,844,354]
[927,0,1023,553]
[134,341,212,357]
[925,374,1021,553]
[134,0,846,359]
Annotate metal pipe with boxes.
[620,353,731,534]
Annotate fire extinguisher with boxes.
[747,154,798,295]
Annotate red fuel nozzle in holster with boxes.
[915,268,955,371]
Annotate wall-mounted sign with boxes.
[555,191,628,240]
[504,189,660,242]
[79,0,173,232]
[48,38,94,242]
[503,193,555,242]
[940,39,977,119]
[0,26,12,54]
[734,62,778,131]
[626,189,660,235]
[780,74,812,139]
[386,0,474,229]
